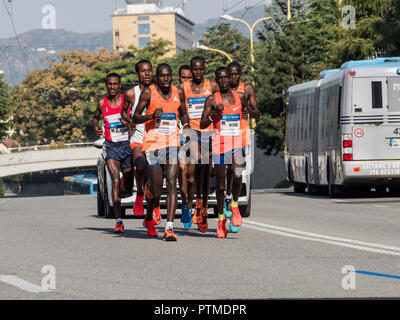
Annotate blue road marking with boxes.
[353,270,400,280]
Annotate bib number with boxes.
[105,114,129,142]
[155,112,177,135]
[220,114,241,136]
[187,97,207,119]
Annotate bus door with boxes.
[351,76,399,160]
[312,79,323,185]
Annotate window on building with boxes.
[138,23,150,35]
[138,16,150,21]
[139,37,151,48]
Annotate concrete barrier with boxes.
[0,147,101,177]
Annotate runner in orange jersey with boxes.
[177,65,194,229]
[133,63,190,241]
[180,56,219,233]
[224,62,260,221]
[121,59,153,218]
[200,67,247,238]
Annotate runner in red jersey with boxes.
[224,61,260,219]
[200,67,246,238]
[133,63,190,241]
[92,73,134,233]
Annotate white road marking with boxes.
[242,220,400,256]
[0,275,51,293]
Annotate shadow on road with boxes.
[277,190,400,203]
[77,226,222,240]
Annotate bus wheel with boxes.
[374,186,387,194]
[389,186,400,196]
[293,182,306,193]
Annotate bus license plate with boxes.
[389,138,400,147]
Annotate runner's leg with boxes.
[106,158,122,219]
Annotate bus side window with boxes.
[372,81,383,109]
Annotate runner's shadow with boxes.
[172,228,221,239]
[77,227,151,239]
[77,226,232,240]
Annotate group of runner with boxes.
[92,56,260,241]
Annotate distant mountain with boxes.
[0,5,267,85]
[194,5,267,41]
[0,29,113,85]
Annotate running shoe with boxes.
[113,222,124,233]
[143,219,158,237]
[181,205,192,229]
[133,194,144,216]
[152,206,161,225]
[163,226,177,241]
[230,204,242,227]
[192,199,202,224]
[198,207,208,233]
[224,197,233,218]
[217,218,227,238]
[229,221,240,233]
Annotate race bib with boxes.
[187,96,207,119]
[155,112,177,135]
[105,114,129,142]
[220,114,241,136]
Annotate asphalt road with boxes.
[1,189,400,300]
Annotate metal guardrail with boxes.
[7,142,96,153]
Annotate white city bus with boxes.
[285,57,400,197]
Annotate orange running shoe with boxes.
[163,226,177,241]
[133,195,144,216]
[217,218,227,238]
[192,199,202,224]
[152,206,161,225]
[230,203,242,227]
[113,222,124,233]
[198,207,208,233]
[143,219,158,237]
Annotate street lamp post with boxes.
[220,14,272,65]
[198,44,233,62]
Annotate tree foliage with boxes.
[0,74,11,140]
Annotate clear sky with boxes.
[0,0,267,38]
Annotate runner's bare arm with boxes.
[178,87,189,128]
[120,88,135,126]
[133,87,161,124]
[92,100,103,136]
[245,83,260,120]
[200,95,217,129]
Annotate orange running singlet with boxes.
[212,90,246,155]
[234,82,250,146]
[183,79,213,132]
[142,84,181,152]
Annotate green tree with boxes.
[257,0,306,40]
[0,74,11,140]
[373,0,400,56]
